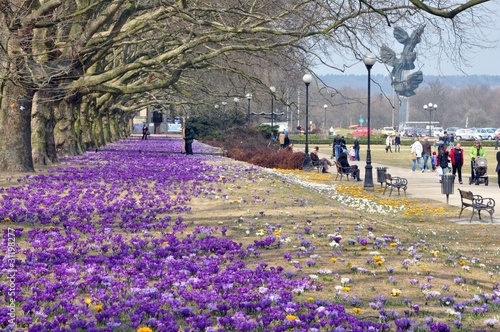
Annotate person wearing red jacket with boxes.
[450,143,464,184]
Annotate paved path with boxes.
[320,151,500,223]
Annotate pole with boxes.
[363,54,376,190]
[302,74,312,169]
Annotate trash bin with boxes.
[441,174,455,195]
[376,167,388,187]
[441,174,455,204]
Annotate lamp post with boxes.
[323,104,328,132]
[363,53,376,191]
[246,93,252,126]
[302,74,313,169]
[269,86,276,137]
[234,97,239,112]
[423,103,437,137]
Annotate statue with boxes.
[380,25,425,97]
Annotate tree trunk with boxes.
[31,90,58,165]
[0,84,35,172]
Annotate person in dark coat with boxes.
[496,151,500,188]
[184,124,195,155]
[450,143,464,184]
[338,152,361,181]
[437,144,450,182]
[142,125,149,140]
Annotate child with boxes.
[431,151,437,171]
[349,146,356,161]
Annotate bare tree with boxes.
[0,0,494,171]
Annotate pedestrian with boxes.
[278,131,286,148]
[142,124,149,140]
[394,134,401,152]
[422,137,432,172]
[449,133,455,148]
[450,143,464,184]
[437,144,450,182]
[333,134,341,160]
[410,137,424,172]
[340,136,347,154]
[353,136,360,161]
[184,124,195,155]
[431,151,437,171]
[496,151,500,188]
[310,146,333,173]
[495,134,499,150]
[385,134,393,153]
[468,140,486,180]
[349,146,356,161]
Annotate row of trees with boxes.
[0,0,494,171]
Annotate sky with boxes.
[314,1,500,77]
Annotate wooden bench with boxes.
[383,173,407,197]
[458,189,495,223]
[334,161,356,181]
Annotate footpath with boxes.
[318,150,500,223]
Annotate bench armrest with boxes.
[473,195,495,208]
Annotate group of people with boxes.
[410,134,498,186]
[310,145,361,181]
[385,134,401,153]
[332,134,361,162]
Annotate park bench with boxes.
[383,173,407,197]
[458,189,495,223]
[310,159,323,173]
[334,161,356,181]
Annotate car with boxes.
[432,127,444,138]
[454,128,480,141]
[381,127,395,136]
[445,127,460,136]
[351,126,373,136]
[495,128,500,138]
[476,128,496,140]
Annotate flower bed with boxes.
[1,137,499,331]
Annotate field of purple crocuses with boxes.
[1,137,500,331]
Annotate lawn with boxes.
[1,137,499,331]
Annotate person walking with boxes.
[184,124,195,155]
[496,151,500,188]
[495,134,499,150]
[422,137,432,172]
[141,124,149,140]
[353,137,360,161]
[450,143,464,184]
[410,137,424,172]
[278,131,286,149]
[333,134,342,160]
[385,134,393,153]
[437,144,450,182]
[468,140,486,180]
[394,134,401,152]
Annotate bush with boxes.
[210,128,305,169]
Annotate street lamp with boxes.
[363,53,376,190]
[323,104,328,132]
[302,73,313,169]
[234,97,239,112]
[270,86,276,137]
[221,102,227,113]
[423,103,437,137]
[246,93,252,126]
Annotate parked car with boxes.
[454,128,480,141]
[432,127,444,138]
[445,127,460,136]
[381,126,395,136]
[403,127,417,137]
[476,128,496,140]
[495,128,500,138]
[351,127,373,136]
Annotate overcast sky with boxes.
[315,1,500,77]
